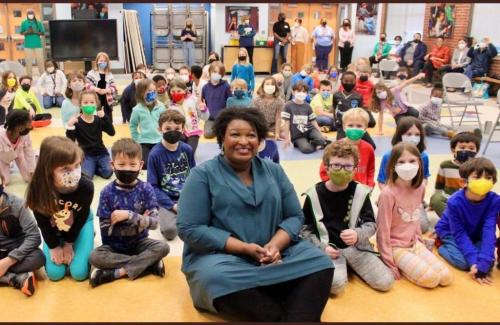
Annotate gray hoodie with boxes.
[0,193,41,262]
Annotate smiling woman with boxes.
[176,108,334,322]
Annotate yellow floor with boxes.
[1,256,499,322]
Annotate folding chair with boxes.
[442,73,483,129]
[0,61,24,77]
[482,89,500,154]
[378,59,399,86]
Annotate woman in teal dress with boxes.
[177,108,334,322]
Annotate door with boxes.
[0,4,42,64]
[275,3,338,71]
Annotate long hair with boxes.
[65,72,86,99]
[235,47,250,65]
[369,82,394,113]
[386,142,424,188]
[1,70,17,90]
[95,52,111,74]
[26,136,83,216]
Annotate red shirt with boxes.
[429,45,451,69]
[319,139,375,188]
[339,79,374,108]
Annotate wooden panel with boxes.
[223,46,273,74]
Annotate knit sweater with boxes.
[252,96,285,130]
[435,189,500,273]
[377,183,425,276]
[434,159,463,196]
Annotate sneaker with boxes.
[12,272,36,296]
[89,268,116,288]
[148,259,165,278]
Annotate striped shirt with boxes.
[434,160,464,197]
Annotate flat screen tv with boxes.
[49,19,118,61]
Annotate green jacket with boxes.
[20,19,45,49]
[372,42,392,57]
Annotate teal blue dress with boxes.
[177,155,333,313]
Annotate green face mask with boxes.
[81,105,97,115]
[345,127,365,141]
[328,169,353,186]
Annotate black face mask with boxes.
[359,75,369,82]
[114,169,140,185]
[380,37,386,42]
[414,39,420,43]
[343,23,350,27]
[342,83,355,92]
[163,130,183,144]
[397,74,408,80]
[238,56,247,61]
[21,84,31,92]
[321,22,327,26]
[279,16,285,22]
[455,150,477,163]
[18,127,32,136]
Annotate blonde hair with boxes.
[95,52,111,73]
[358,65,372,74]
[342,107,369,127]
[235,47,250,65]
[231,78,248,90]
[185,18,197,33]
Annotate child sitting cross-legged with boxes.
[302,141,394,294]
[89,138,170,287]
[435,157,500,285]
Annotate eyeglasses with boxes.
[327,163,355,171]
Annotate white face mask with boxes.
[394,40,401,46]
[377,91,388,99]
[134,79,141,86]
[282,71,292,78]
[294,92,307,102]
[431,97,443,106]
[47,67,55,73]
[27,14,35,20]
[458,43,466,50]
[55,166,82,190]
[401,135,421,146]
[211,73,221,83]
[263,85,276,95]
[180,75,190,83]
[294,23,299,28]
[479,42,486,49]
[244,20,250,25]
[300,70,308,77]
[166,73,175,80]
[395,163,419,181]
[71,81,84,92]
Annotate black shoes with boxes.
[10,271,36,296]
[89,268,116,288]
[147,259,165,278]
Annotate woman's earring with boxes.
[220,144,225,156]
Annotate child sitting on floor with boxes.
[303,141,394,294]
[418,84,457,139]
[89,138,170,287]
[310,80,335,132]
[147,110,195,241]
[319,108,375,189]
[226,79,253,109]
[430,131,480,217]
[377,142,452,289]
[282,81,329,154]
[435,157,500,285]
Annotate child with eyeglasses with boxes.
[302,141,394,294]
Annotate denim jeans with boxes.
[438,235,493,272]
[43,95,65,108]
[271,42,289,74]
[82,153,113,179]
[316,115,335,129]
[183,41,195,67]
[315,44,332,71]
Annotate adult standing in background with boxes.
[271,13,291,74]
[312,18,334,71]
[20,9,45,77]
[290,18,309,72]
[338,18,355,71]
[238,15,256,64]
[181,18,197,68]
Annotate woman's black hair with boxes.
[213,108,269,148]
[5,109,30,131]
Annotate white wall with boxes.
[210,3,269,55]
[385,3,425,43]
[470,4,500,46]
[350,3,386,59]
[53,3,125,70]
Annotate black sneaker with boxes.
[89,268,116,288]
[148,259,165,278]
[12,272,36,296]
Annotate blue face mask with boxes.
[98,62,107,70]
[145,91,157,103]
[233,89,246,99]
[330,72,337,79]
[321,91,331,99]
